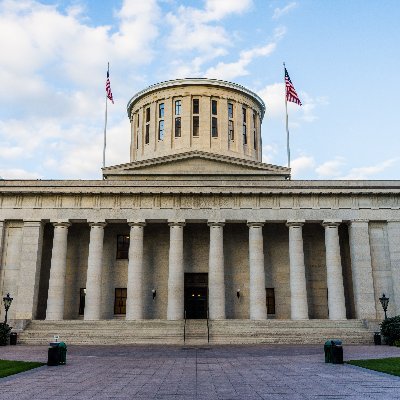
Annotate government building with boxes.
[1,78,399,344]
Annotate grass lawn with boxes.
[347,357,400,377]
[0,359,45,378]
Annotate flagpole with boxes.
[103,63,109,169]
[284,62,290,168]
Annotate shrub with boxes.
[381,316,400,346]
[0,323,11,346]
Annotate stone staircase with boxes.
[17,319,374,345]
[184,319,209,345]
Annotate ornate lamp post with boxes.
[2,293,13,324]
[379,293,389,320]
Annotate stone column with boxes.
[322,221,346,320]
[126,222,146,320]
[15,221,44,320]
[387,220,400,315]
[348,220,376,319]
[46,222,71,320]
[287,221,309,320]
[208,222,225,320]
[248,222,267,320]
[84,222,107,320]
[0,220,5,271]
[167,222,185,320]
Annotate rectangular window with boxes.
[145,124,150,144]
[159,103,164,118]
[228,119,234,141]
[193,116,199,137]
[79,288,86,315]
[146,107,150,122]
[136,114,139,149]
[212,117,218,137]
[114,288,127,315]
[243,107,247,145]
[175,117,181,137]
[116,235,130,259]
[228,102,233,119]
[253,112,257,150]
[158,120,164,140]
[212,100,218,115]
[193,99,199,114]
[266,288,276,314]
[175,100,181,115]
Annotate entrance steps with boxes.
[184,319,209,345]
[17,319,374,345]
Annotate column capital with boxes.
[247,222,264,228]
[128,221,146,227]
[52,222,71,228]
[168,221,186,227]
[387,220,400,224]
[322,220,341,228]
[89,222,107,228]
[23,220,43,227]
[208,221,225,227]
[286,220,305,228]
[348,219,369,225]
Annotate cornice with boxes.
[126,78,266,120]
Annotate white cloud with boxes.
[290,155,316,178]
[338,158,399,180]
[315,157,346,178]
[0,168,41,180]
[262,144,279,164]
[272,2,297,19]
[205,0,253,20]
[205,27,285,80]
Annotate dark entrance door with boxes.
[184,273,208,319]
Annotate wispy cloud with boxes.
[272,2,297,19]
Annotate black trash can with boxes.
[47,342,60,366]
[9,332,17,345]
[374,332,382,345]
[331,340,343,364]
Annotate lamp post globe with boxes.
[2,293,13,324]
[379,293,389,320]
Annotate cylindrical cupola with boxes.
[127,78,266,162]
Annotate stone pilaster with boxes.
[322,221,346,320]
[208,222,225,320]
[46,222,71,320]
[167,222,185,320]
[84,222,107,320]
[126,222,146,320]
[286,221,309,320]
[387,220,400,315]
[15,220,44,320]
[0,220,4,272]
[348,220,376,319]
[248,222,267,320]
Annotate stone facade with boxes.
[0,79,399,328]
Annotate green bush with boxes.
[381,316,400,345]
[0,323,11,346]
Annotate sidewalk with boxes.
[1,344,400,400]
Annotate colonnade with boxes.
[43,219,364,322]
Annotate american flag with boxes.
[106,67,114,104]
[285,68,302,106]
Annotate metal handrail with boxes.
[184,310,186,344]
[207,308,210,343]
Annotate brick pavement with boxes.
[1,344,400,400]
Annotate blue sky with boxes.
[1,0,399,180]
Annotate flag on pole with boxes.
[285,67,302,106]
[106,66,114,104]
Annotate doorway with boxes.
[184,273,208,319]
